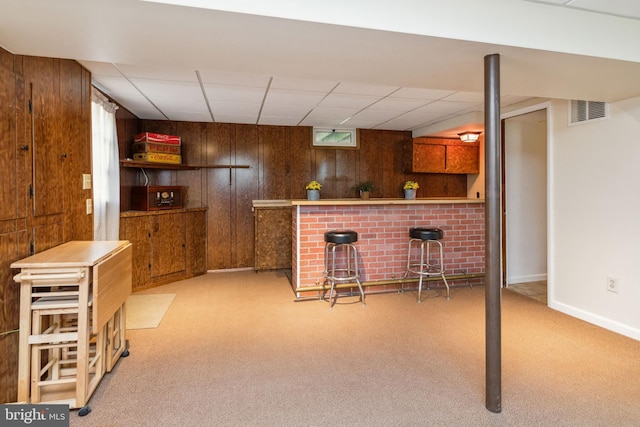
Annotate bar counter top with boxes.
[254,197,484,207]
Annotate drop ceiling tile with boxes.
[128,109,167,120]
[442,91,484,102]
[501,94,533,106]
[91,75,139,94]
[214,113,259,124]
[318,93,380,109]
[130,79,202,97]
[371,117,415,130]
[298,117,336,128]
[415,100,479,115]
[367,97,429,112]
[210,100,261,116]
[80,61,122,77]
[260,103,310,118]
[345,119,395,129]
[204,85,266,103]
[153,99,208,113]
[553,0,640,19]
[525,0,567,4]
[198,70,271,87]
[265,89,326,107]
[116,64,199,82]
[351,109,405,122]
[109,89,152,102]
[167,111,213,122]
[270,76,338,92]
[105,97,154,115]
[383,111,450,129]
[389,87,455,100]
[334,82,399,96]
[303,106,361,122]
[258,115,303,126]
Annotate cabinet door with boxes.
[407,139,479,174]
[0,229,27,403]
[185,210,207,276]
[120,215,151,291]
[446,145,479,174]
[254,207,292,270]
[412,143,446,173]
[151,213,186,278]
[24,56,64,217]
[0,52,19,222]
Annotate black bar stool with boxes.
[323,230,365,309]
[402,227,450,302]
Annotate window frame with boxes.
[312,128,359,149]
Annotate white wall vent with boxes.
[569,100,608,125]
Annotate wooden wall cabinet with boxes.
[254,205,292,270]
[1,48,93,404]
[405,137,479,174]
[119,208,206,291]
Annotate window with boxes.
[312,128,358,148]
[91,88,120,240]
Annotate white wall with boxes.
[550,97,640,340]
[161,0,640,63]
[505,113,547,284]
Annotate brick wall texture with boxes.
[293,203,485,291]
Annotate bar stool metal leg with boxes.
[416,239,450,302]
[403,227,450,302]
[323,231,365,310]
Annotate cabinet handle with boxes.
[20,145,29,151]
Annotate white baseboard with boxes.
[507,273,547,284]
[549,300,640,341]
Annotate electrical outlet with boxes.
[86,199,92,215]
[606,275,619,293]
[82,174,92,190]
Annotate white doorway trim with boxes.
[500,101,553,303]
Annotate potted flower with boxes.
[305,180,322,200]
[403,181,419,199]
[355,181,375,200]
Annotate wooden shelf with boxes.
[120,160,250,170]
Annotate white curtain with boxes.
[91,88,120,241]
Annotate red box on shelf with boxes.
[132,141,182,155]
[134,132,181,144]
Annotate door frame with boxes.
[500,102,551,289]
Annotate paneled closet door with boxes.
[0,50,23,223]
[25,56,64,218]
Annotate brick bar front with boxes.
[291,198,485,295]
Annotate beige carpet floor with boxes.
[71,271,640,426]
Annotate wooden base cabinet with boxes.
[120,208,207,291]
[254,204,292,270]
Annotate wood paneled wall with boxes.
[120,119,466,271]
[0,44,467,402]
[0,48,93,403]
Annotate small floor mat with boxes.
[125,294,176,329]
